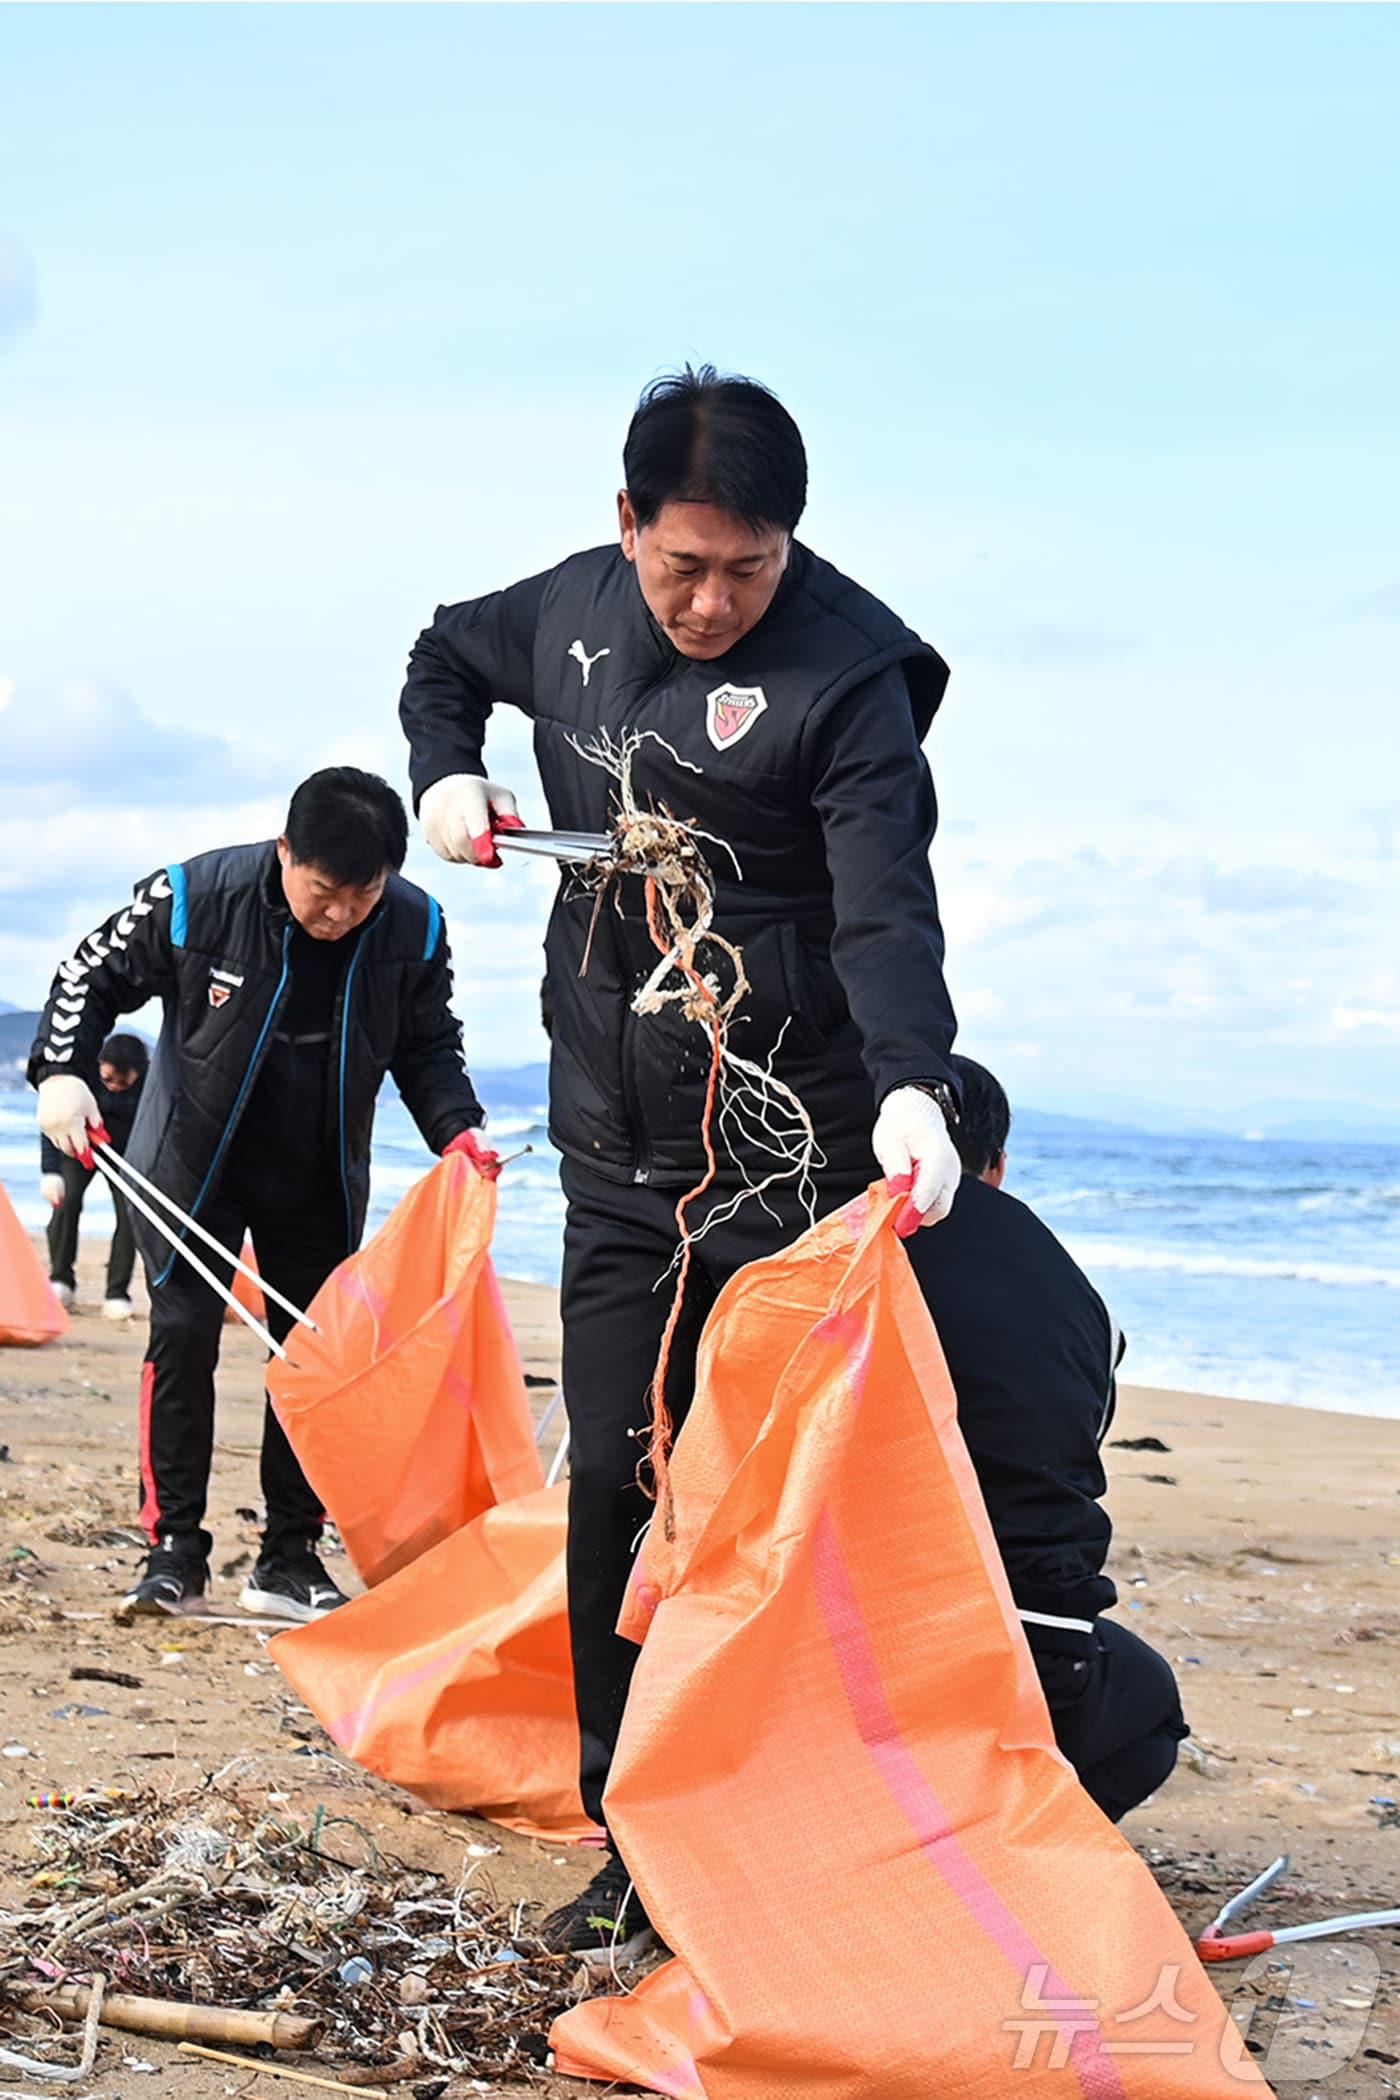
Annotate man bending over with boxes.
[30,768,493,1620]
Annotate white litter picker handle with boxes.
[91,1151,288,1360]
[94,1141,317,1334]
[546,1426,570,1488]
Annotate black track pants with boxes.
[560,1159,871,1828]
[138,1189,349,1555]
[47,1156,135,1298]
[1035,1619,1189,1822]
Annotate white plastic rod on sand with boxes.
[533,1389,564,1448]
[546,1426,570,1488]
[91,1155,287,1360]
[95,1142,316,1332]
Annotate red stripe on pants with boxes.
[138,1359,161,1542]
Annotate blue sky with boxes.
[1,4,1397,1121]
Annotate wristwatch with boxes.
[917,1080,961,1131]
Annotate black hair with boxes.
[623,364,808,534]
[283,767,408,887]
[100,1032,148,1076]
[950,1054,1011,1177]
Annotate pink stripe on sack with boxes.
[440,1360,476,1419]
[325,1631,480,1747]
[337,1266,397,1348]
[642,2057,706,2100]
[812,1511,1125,2100]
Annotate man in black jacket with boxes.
[400,367,963,1957]
[42,1032,147,1318]
[925,1055,1188,1822]
[30,768,492,1621]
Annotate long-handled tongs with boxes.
[494,826,616,866]
[91,1140,316,1360]
[1196,1852,1400,1961]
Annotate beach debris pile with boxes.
[0,1763,591,2090]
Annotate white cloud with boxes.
[1,674,283,807]
[955,986,1007,1022]
[1331,1005,1400,1041]
[934,815,1400,1116]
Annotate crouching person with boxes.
[907,1055,1189,1821]
[29,768,494,1620]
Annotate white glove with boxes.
[872,1085,962,1234]
[41,1171,67,1210]
[37,1075,101,1161]
[419,774,521,867]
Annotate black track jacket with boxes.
[28,843,482,1279]
[401,542,956,1187]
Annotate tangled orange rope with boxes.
[640,875,725,1538]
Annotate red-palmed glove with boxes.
[443,1128,502,1179]
[419,775,525,869]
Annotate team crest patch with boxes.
[705,682,768,751]
[208,966,243,1011]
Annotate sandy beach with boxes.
[2,1242,1397,2098]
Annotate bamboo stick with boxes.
[14,1986,322,2053]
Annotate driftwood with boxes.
[12,1984,322,2052]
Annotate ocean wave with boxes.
[1065,1235,1400,1291]
[1125,1362,1400,1420]
[1298,1184,1400,1215]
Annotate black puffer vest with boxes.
[406,542,952,1187]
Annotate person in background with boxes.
[42,1032,148,1319]
[29,768,495,1623]
[920,1053,1189,1822]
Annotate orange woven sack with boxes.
[554,1188,1268,2098]
[272,1483,595,1841]
[268,1157,543,1587]
[0,1184,68,1346]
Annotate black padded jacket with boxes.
[28,842,482,1279]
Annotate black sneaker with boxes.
[123,1536,209,1616]
[538,1850,657,1966]
[240,1543,348,1622]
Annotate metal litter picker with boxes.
[1196,1852,1400,1961]
[88,1133,315,1360]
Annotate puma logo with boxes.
[568,639,611,687]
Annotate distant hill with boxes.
[473,1062,549,1111]
[2,1017,1395,1146]
[0,1011,39,1086]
